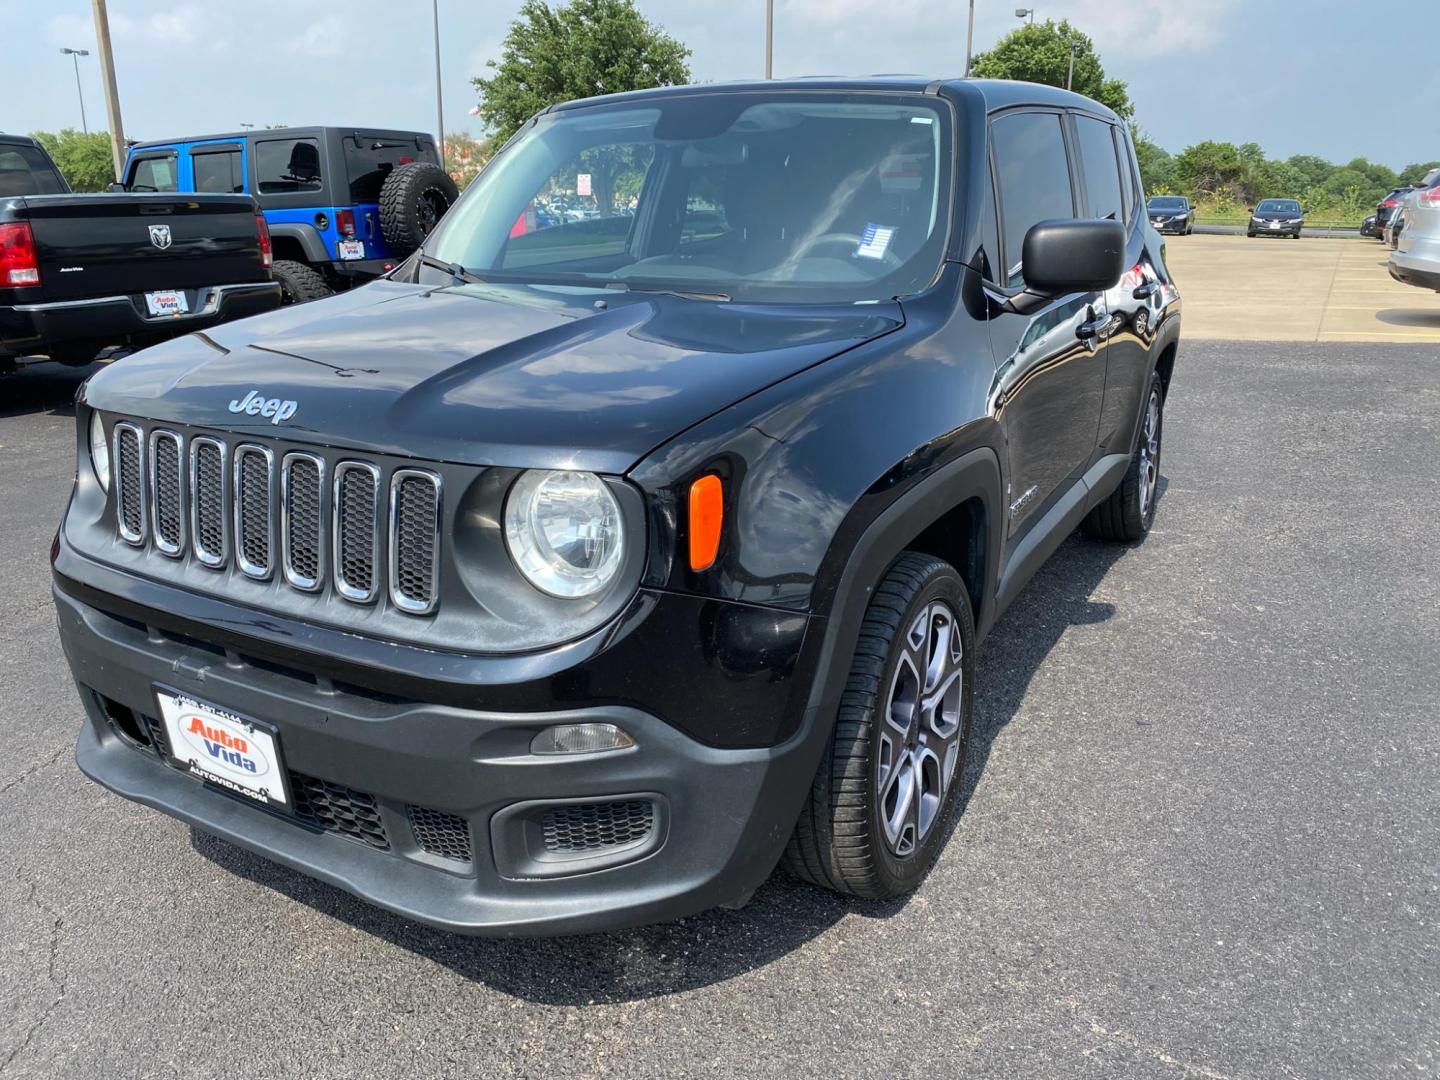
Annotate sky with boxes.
[4,0,1438,170]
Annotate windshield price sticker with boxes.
[854,224,896,260]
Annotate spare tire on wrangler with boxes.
[378,163,460,258]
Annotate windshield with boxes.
[424,91,953,304]
[1257,199,1301,214]
[1148,197,1187,210]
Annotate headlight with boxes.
[504,470,624,598]
[89,412,110,492]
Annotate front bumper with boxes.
[1148,216,1188,233]
[59,584,819,936]
[0,281,281,357]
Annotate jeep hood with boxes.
[83,280,902,473]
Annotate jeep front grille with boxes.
[104,421,443,617]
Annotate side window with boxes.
[1073,115,1123,221]
[255,138,322,195]
[990,111,1074,287]
[1114,126,1139,220]
[500,144,654,270]
[192,148,243,193]
[128,154,178,192]
[977,161,1002,283]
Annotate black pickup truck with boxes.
[1,133,280,368]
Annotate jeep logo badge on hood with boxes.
[229,390,298,425]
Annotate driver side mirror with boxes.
[1021,218,1126,296]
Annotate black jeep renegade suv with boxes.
[54,78,1180,936]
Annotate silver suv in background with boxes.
[1390,168,1440,292]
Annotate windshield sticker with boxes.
[854,224,896,260]
[881,155,926,192]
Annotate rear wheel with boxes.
[1083,370,1165,543]
[272,259,333,305]
[784,552,975,899]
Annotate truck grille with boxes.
[107,422,443,616]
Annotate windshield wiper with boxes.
[416,253,486,286]
[604,282,732,302]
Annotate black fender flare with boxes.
[797,446,1004,744]
[266,223,330,265]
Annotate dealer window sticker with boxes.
[854,223,896,260]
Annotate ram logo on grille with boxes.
[107,421,443,617]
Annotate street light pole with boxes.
[765,0,774,79]
[964,0,975,77]
[1015,7,1035,24]
[1067,38,1077,89]
[90,0,126,181]
[433,0,446,170]
[61,48,90,133]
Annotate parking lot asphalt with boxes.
[1162,233,1440,343]
[2,339,1438,1079]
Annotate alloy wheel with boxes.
[878,600,965,857]
[1137,387,1162,518]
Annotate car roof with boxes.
[545,76,1123,121]
[0,133,42,148]
[127,127,433,150]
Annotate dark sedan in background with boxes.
[1147,195,1194,235]
[1247,198,1304,238]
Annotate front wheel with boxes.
[784,553,975,899]
[1083,370,1164,543]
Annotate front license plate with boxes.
[144,290,189,317]
[156,690,290,808]
[337,239,365,260]
[1268,222,1283,229]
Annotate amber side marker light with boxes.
[688,474,724,571]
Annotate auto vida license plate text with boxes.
[156,690,290,808]
[144,290,189,317]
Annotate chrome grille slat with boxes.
[334,462,381,603]
[113,422,146,546]
[148,431,184,556]
[281,453,325,591]
[389,470,442,615]
[189,438,227,568]
[233,444,274,578]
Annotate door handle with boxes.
[1076,313,1108,342]
[1132,282,1156,301]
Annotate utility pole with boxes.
[765,0,774,79]
[1066,37,1077,90]
[61,48,90,133]
[433,0,446,170]
[964,0,975,77]
[90,0,126,180]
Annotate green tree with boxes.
[1399,160,1440,185]
[1173,140,1244,200]
[1130,128,1173,193]
[970,19,1132,118]
[28,128,115,190]
[472,0,691,148]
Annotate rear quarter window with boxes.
[256,138,323,195]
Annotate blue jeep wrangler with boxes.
[120,128,458,303]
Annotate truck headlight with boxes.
[89,412,111,492]
[504,470,625,598]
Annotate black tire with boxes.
[379,163,460,258]
[1246,230,1256,238]
[272,259,333,305]
[1083,370,1164,543]
[784,552,975,899]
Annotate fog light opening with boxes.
[531,723,636,756]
